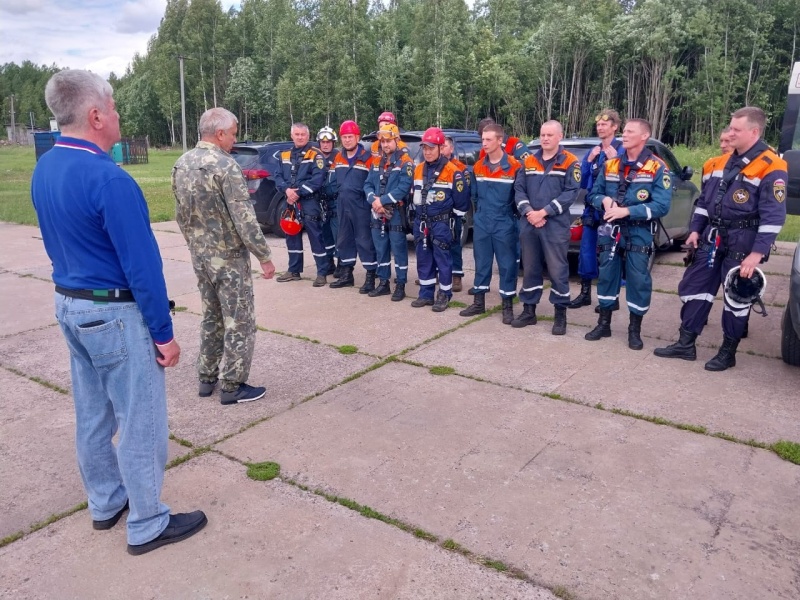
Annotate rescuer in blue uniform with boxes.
[316,126,341,281]
[654,107,787,370]
[585,118,672,350]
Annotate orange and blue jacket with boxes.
[364,151,414,207]
[514,147,581,220]
[589,150,671,224]
[693,141,787,256]
[412,157,470,218]
[331,145,373,206]
[471,153,524,219]
[274,143,325,197]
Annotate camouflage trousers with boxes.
[192,252,256,390]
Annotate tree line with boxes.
[2,0,798,147]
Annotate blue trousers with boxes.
[371,209,409,283]
[577,206,600,280]
[337,197,377,272]
[321,200,338,262]
[519,217,571,306]
[678,248,749,340]
[471,213,518,297]
[287,199,332,276]
[415,218,452,299]
[55,294,170,546]
[597,225,652,315]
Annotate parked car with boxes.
[230,141,294,237]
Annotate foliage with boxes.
[1,0,799,146]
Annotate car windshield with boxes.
[231,148,259,169]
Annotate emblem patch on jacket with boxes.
[732,189,750,204]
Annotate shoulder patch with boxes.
[456,179,464,193]
[774,179,786,203]
[573,167,581,183]
[662,174,671,189]
[406,163,413,177]
[316,156,324,169]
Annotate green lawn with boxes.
[0,145,182,226]
[1,143,798,241]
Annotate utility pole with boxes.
[9,95,15,143]
[179,56,187,152]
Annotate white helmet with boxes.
[723,265,767,312]
[317,126,338,142]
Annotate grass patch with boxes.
[771,440,800,464]
[0,145,183,226]
[246,461,281,481]
[172,305,188,312]
[482,558,508,572]
[166,446,209,469]
[168,433,193,448]
[0,531,24,548]
[442,538,468,554]
[429,365,455,376]
[413,528,438,542]
[553,586,577,600]
[28,501,88,534]
[448,300,467,308]
[337,345,358,354]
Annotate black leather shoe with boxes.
[93,500,129,530]
[127,511,208,556]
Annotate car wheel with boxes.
[267,193,286,238]
[781,305,800,366]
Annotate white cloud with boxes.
[0,0,242,79]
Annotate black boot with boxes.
[741,320,749,339]
[511,304,537,328]
[704,335,740,371]
[332,259,344,280]
[653,327,697,361]
[432,290,450,312]
[502,297,515,325]
[459,293,485,317]
[628,313,644,350]
[391,282,406,302]
[369,279,391,297]
[595,299,619,313]
[552,305,567,336]
[568,279,592,309]
[329,266,354,288]
[585,309,612,341]
[359,270,376,294]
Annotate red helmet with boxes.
[280,204,303,236]
[421,127,445,147]
[378,111,397,125]
[339,120,360,137]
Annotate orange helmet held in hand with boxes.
[280,203,303,236]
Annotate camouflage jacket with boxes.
[172,141,271,263]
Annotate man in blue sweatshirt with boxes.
[31,70,206,555]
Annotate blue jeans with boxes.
[55,293,170,545]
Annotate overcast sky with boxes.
[0,0,239,79]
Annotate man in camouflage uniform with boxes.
[172,107,276,405]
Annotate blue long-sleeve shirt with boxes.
[31,137,174,344]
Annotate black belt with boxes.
[709,217,760,230]
[56,285,134,302]
[421,212,451,223]
[698,242,748,262]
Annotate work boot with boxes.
[332,259,344,280]
[552,305,567,336]
[704,335,740,371]
[411,296,434,308]
[501,297,515,325]
[653,327,698,361]
[198,378,218,398]
[329,266,354,288]
[511,304,537,328]
[628,313,644,350]
[432,291,450,312]
[459,293,486,317]
[369,279,391,297]
[359,271,377,294]
[595,299,619,313]
[585,308,612,341]
[391,282,406,302]
[312,275,327,287]
[568,279,592,309]
[276,271,301,282]
[452,276,462,293]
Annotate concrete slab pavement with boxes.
[0,453,557,600]
[217,361,800,600]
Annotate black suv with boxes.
[230,141,294,236]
